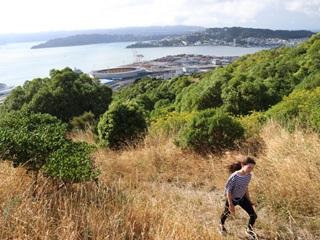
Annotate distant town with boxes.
[126,27,314,49]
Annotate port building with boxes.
[90,67,146,80]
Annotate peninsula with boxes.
[30,27,315,49]
[126,27,315,48]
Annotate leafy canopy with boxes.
[0,110,100,183]
[1,67,112,122]
[98,101,147,149]
[175,108,244,154]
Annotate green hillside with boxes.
[107,31,319,151]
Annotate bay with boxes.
[0,41,266,87]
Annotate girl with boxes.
[218,155,258,239]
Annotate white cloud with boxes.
[284,0,320,17]
[0,0,319,34]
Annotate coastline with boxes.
[0,53,237,96]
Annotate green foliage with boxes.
[266,87,320,132]
[294,71,320,90]
[175,68,227,112]
[175,108,244,154]
[98,101,147,149]
[114,76,193,114]
[1,86,29,111]
[239,111,267,138]
[150,111,194,136]
[44,141,99,183]
[0,110,100,183]
[114,77,163,103]
[0,111,66,171]
[174,33,320,116]
[1,67,112,122]
[70,111,95,131]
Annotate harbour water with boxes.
[0,41,267,87]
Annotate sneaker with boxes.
[245,229,257,239]
[218,224,227,235]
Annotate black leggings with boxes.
[220,195,257,229]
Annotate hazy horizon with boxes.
[1,25,319,35]
[0,25,318,45]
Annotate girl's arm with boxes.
[245,188,254,205]
[227,191,235,212]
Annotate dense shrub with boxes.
[1,67,113,122]
[150,111,194,136]
[70,111,95,131]
[0,110,100,184]
[44,141,99,183]
[175,108,244,154]
[266,87,320,132]
[98,101,147,149]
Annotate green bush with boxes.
[150,111,194,136]
[0,111,66,171]
[239,111,267,138]
[98,101,147,149]
[175,108,244,154]
[1,67,112,122]
[70,111,95,131]
[266,87,320,132]
[44,141,99,183]
[0,110,100,184]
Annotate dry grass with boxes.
[0,122,319,239]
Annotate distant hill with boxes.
[30,26,315,49]
[28,26,204,49]
[127,27,315,48]
[0,26,204,45]
[202,27,314,40]
[31,34,176,49]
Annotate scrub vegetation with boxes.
[0,32,320,239]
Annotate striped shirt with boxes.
[224,172,252,201]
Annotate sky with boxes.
[1,0,320,34]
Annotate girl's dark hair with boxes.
[227,155,256,173]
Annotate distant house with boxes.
[176,59,200,65]
[212,59,222,65]
[182,67,199,74]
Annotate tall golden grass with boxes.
[0,121,319,239]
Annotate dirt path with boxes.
[143,182,270,239]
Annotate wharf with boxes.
[109,53,238,90]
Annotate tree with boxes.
[98,101,147,149]
[222,76,271,115]
[1,67,113,122]
[175,68,228,112]
[175,108,244,154]
[0,110,100,185]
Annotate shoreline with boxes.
[0,53,237,98]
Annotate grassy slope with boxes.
[0,121,319,239]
